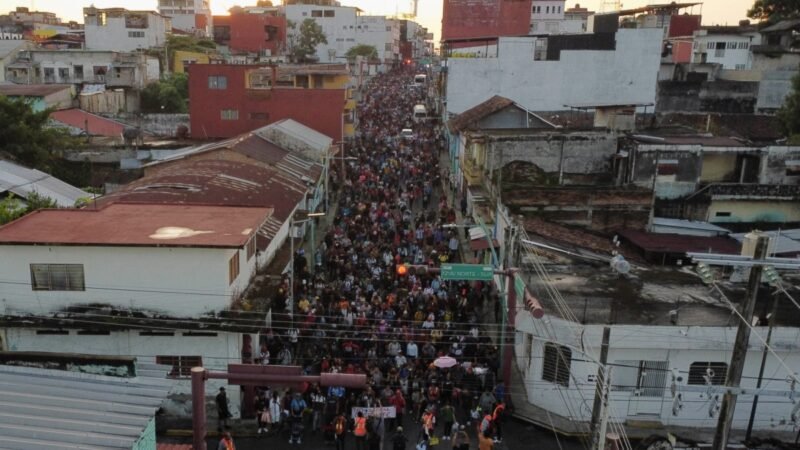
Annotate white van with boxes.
[413,104,427,122]
[414,74,427,86]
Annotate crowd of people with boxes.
[223,67,509,450]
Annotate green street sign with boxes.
[515,275,525,300]
[440,263,494,281]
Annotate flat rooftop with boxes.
[0,203,271,248]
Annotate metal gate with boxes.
[628,360,668,416]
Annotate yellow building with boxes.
[172,50,215,74]
[280,64,357,139]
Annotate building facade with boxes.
[283,3,359,63]
[691,27,761,70]
[158,0,212,36]
[84,7,171,52]
[188,63,346,140]
[442,0,533,44]
[213,12,287,56]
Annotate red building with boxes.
[188,64,345,140]
[442,0,532,43]
[213,13,286,55]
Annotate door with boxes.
[628,360,668,416]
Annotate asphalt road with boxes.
[162,417,585,450]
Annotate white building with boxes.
[562,3,593,33]
[84,7,171,52]
[530,0,565,34]
[444,28,663,115]
[283,3,359,63]
[0,203,273,417]
[158,0,212,36]
[691,26,762,70]
[356,16,400,66]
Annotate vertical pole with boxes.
[191,367,207,450]
[590,327,612,447]
[745,290,780,440]
[289,221,294,325]
[712,235,769,450]
[595,367,613,450]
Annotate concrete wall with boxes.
[356,16,400,65]
[762,146,800,184]
[113,113,190,137]
[515,314,800,431]
[708,199,800,223]
[756,70,797,112]
[3,328,243,418]
[690,33,757,70]
[284,4,358,63]
[446,29,663,114]
[85,12,170,52]
[657,80,759,113]
[0,40,33,83]
[0,245,256,318]
[80,89,127,114]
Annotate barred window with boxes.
[156,355,202,378]
[30,264,85,291]
[542,342,571,387]
[688,362,728,385]
[208,75,227,89]
[229,251,240,284]
[247,237,257,260]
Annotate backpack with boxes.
[291,398,305,414]
[393,434,408,450]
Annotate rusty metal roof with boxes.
[447,95,514,132]
[98,159,306,248]
[0,83,71,97]
[618,229,741,256]
[0,203,270,248]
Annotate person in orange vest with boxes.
[354,411,368,450]
[492,402,505,443]
[421,407,436,443]
[217,431,235,450]
[333,412,348,450]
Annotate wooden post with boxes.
[590,327,612,448]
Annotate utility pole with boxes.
[711,235,769,450]
[590,327,612,449]
[593,366,613,450]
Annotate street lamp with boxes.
[288,211,326,323]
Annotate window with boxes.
[311,9,322,17]
[182,331,219,337]
[156,355,202,378]
[128,30,145,38]
[558,5,561,13]
[707,41,715,49]
[324,10,335,17]
[688,362,728,385]
[739,42,749,49]
[735,64,746,70]
[77,329,111,335]
[221,109,239,120]
[30,264,85,291]
[656,159,679,175]
[140,331,174,336]
[249,112,268,120]
[542,342,571,387]
[208,75,227,89]
[36,329,69,335]
[612,360,669,396]
[714,42,725,58]
[546,6,550,13]
[229,251,240,284]
[715,211,732,217]
[727,41,737,49]
[386,26,392,31]
[246,236,257,259]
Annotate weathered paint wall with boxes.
[4,329,243,418]
[442,0,532,42]
[700,153,738,182]
[446,29,662,114]
[0,245,255,317]
[762,146,800,184]
[657,80,759,113]
[756,70,797,112]
[708,200,800,223]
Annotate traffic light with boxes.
[396,263,428,276]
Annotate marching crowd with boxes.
[219,68,508,450]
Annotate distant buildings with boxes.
[83,7,171,52]
[158,0,213,37]
[212,10,287,57]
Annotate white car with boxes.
[400,129,414,140]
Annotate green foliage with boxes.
[0,192,58,225]
[288,18,328,62]
[748,0,800,22]
[777,69,800,137]
[141,73,189,113]
[148,35,216,73]
[345,44,378,60]
[0,96,76,170]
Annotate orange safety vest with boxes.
[354,417,367,436]
[423,413,434,431]
[221,438,236,450]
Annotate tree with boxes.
[777,68,800,142]
[141,73,189,113]
[256,0,273,6]
[345,44,378,61]
[748,0,800,22]
[0,96,75,170]
[0,192,58,225]
[288,18,327,62]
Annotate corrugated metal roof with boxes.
[0,160,89,207]
[0,363,175,450]
[0,83,72,97]
[256,118,333,157]
[0,203,271,248]
[619,229,741,255]
[652,217,731,234]
[98,159,304,249]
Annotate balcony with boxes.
[106,72,135,87]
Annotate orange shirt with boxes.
[478,433,494,450]
[354,417,367,437]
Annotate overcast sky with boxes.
[18,0,755,42]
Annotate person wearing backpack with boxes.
[392,426,408,450]
[289,392,307,444]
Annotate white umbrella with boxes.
[433,356,457,369]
